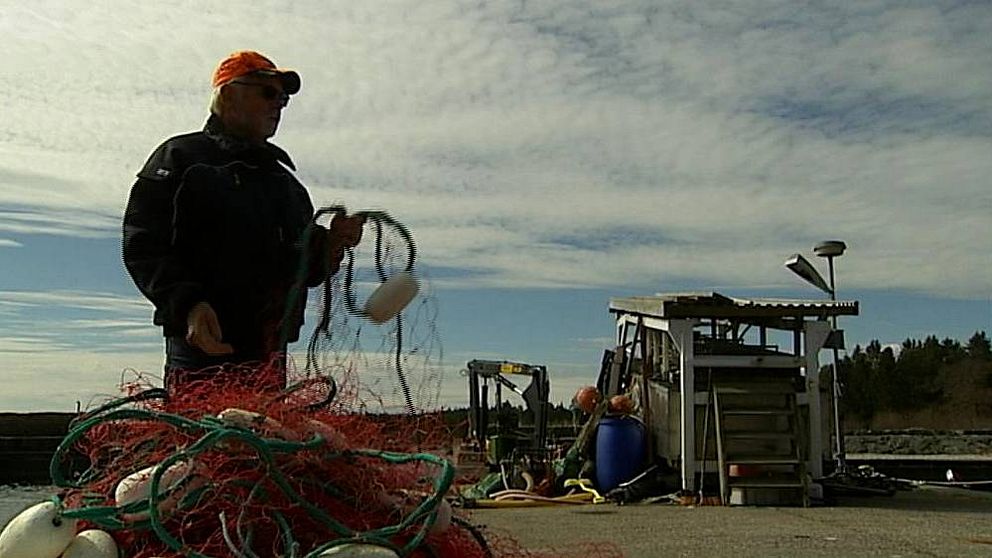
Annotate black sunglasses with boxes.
[230,81,290,104]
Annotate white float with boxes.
[60,529,118,558]
[114,460,201,521]
[318,543,401,557]
[428,498,452,536]
[305,418,348,451]
[377,492,451,537]
[0,500,78,558]
[217,407,298,440]
[364,271,419,323]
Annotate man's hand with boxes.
[329,213,365,249]
[327,213,366,272]
[186,302,234,355]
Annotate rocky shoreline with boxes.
[846,431,992,456]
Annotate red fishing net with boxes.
[50,364,622,558]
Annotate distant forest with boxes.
[838,331,992,431]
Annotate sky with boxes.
[1,1,990,412]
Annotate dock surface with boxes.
[3,485,991,556]
[470,486,992,557]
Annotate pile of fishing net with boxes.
[0,208,622,557]
[7,364,619,558]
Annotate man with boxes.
[123,50,362,391]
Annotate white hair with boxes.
[209,86,227,116]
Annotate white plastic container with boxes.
[0,500,78,558]
[364,271,419,323]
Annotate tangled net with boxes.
[39,207,622,557]
[52,370,460,557]
[49,370,620,557]
[301,206,444,415]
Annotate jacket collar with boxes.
[204,114,297,171]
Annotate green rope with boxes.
[49,400,455,558]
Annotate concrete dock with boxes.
[2,485,991,556]
[469,486,992,557]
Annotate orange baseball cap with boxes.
[211,50,300,95]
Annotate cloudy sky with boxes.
[1,1,990,412]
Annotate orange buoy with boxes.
[573,386,602,414]
[608,394,634,415]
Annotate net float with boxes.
[217,407,299,440]
[114,460,203,522]
[305,418,348,451]
[0,500,78,558]
[60,529,118,558]
[383,491,451,536]
[573,385,602,414]
[608,394,635,415]
[428,498,452,536]
[317,543,401,557]
[364,271,419,324]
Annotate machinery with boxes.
[466,359,550,465]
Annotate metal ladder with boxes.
[713,380,809,506]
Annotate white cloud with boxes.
[0,349,165,412]
[0,208,119,238]
[1,1,990,410]
[0,290,151,313]
[0,291,162,374]
[2,2,989,297]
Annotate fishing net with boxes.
[38,207,623,557]
[301,206,444,415]
[48,371,621,557]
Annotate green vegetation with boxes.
[838,331,992,429]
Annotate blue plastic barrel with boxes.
[595,416,645,492]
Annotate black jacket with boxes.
[123,115,328,356]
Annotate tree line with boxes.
[838,331,991,425]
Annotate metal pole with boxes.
[827,256,847,473]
